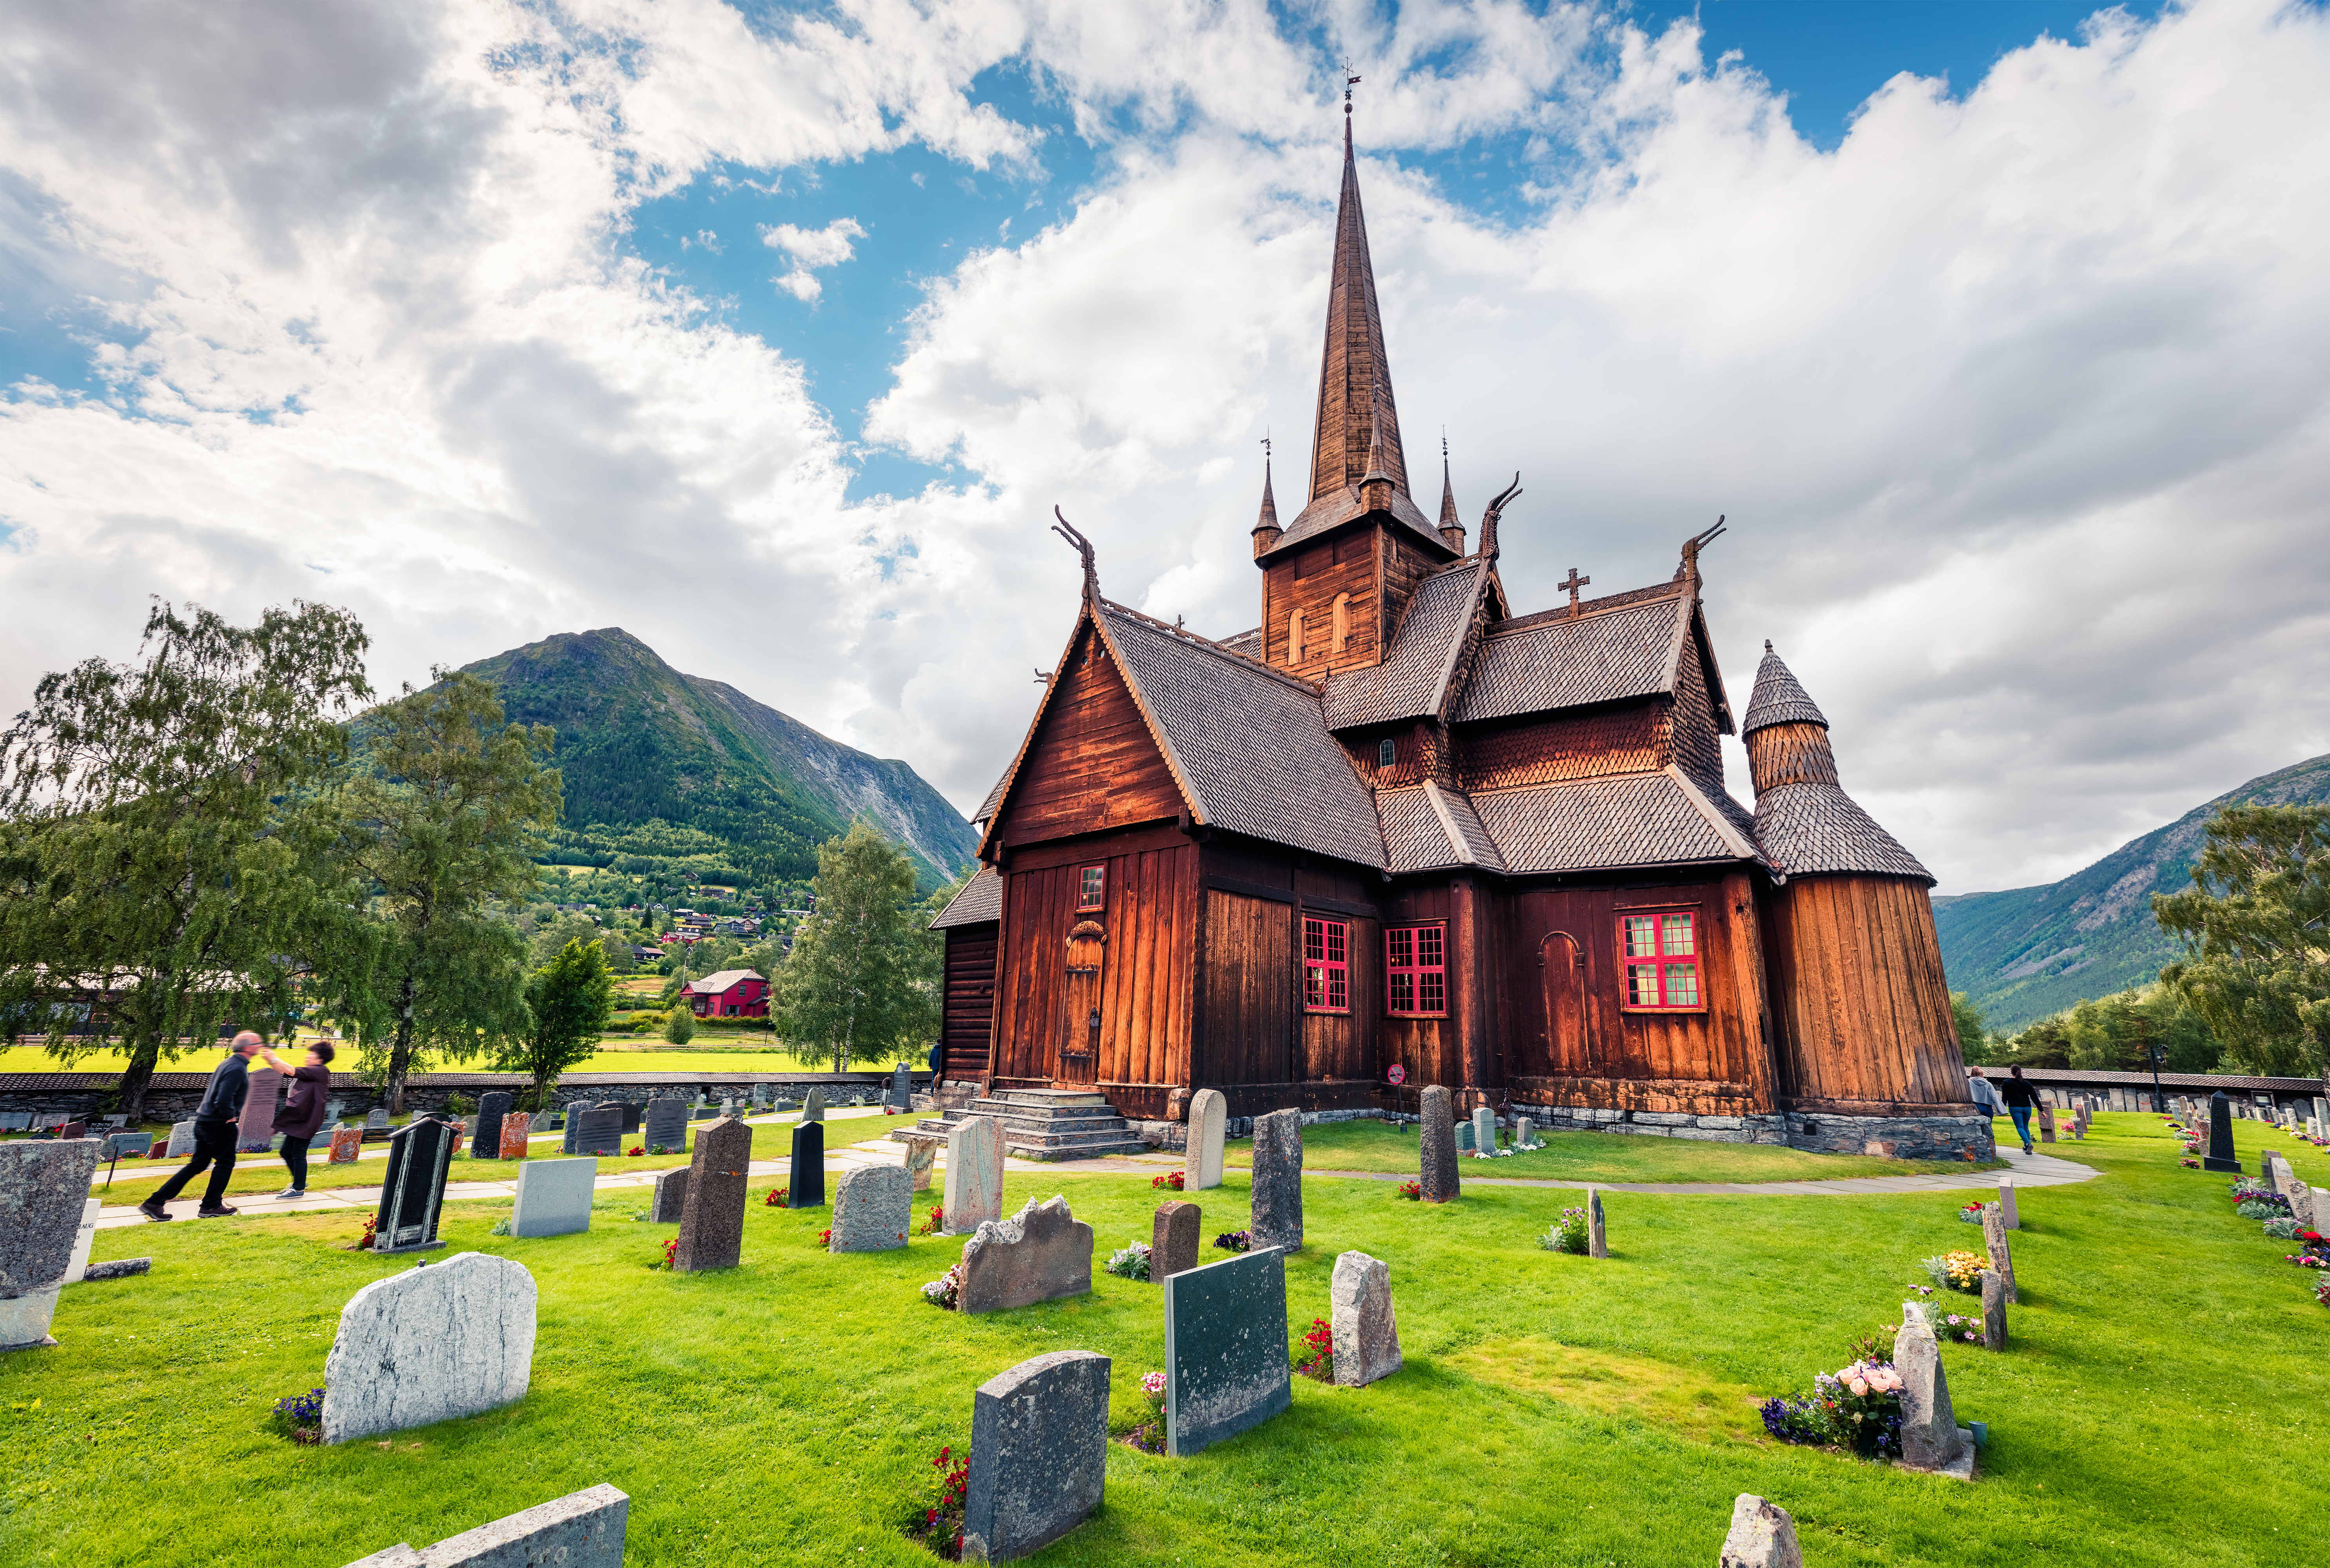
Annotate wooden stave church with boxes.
[931,120,1983,1158]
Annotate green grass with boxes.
[5,1112,2320,1566]
[1224,1116,2007,1182]
[0,1044,851,1075]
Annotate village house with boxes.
[684,969,769,1020]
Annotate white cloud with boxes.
[762,216,866,301]
[2,0,2326,900]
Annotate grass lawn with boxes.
[1224,1116,2007,1182]
[6,1112,2321,1566]
[0,1044,835,1075]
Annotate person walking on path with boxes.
[1967,1067,2002,1118]
[1998,1066,2039,1155]
[263,1040,334,1200]
[139,1031,265,1220]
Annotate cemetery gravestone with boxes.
[830,1165,912,1252]
[348,1483,628,1568]
[891,1064,912,1109]
[617,1103,641,1136]
[320,1252,535,1444]
[1471,1106,1497,1155]
[1248,1109,1303,1253]
[1980,1205,2018,1303]
[1329,1250,1401,1386]
[751,1084,769,1109]
[1455,1120,1474,1153]
[474,1092,512,1161]
[944,1116,1005,1234]
[1163,1245,1290,1457]
[0,1140,102,1351]
[498,1111,532,1160]
[1512,1115,1540,1151]
[327,1126,363,1165]
[1153,1200,1200,1281]
[510,1158,597,1238]
[0,1113,26,1132]
[1997,1176,2019,1230]
[574,1107,624,1158]
[673,1117,752,1272]
[57,1121,86,1142]
[788,1120,826,1208]
[2203,1091,2241,1172]
[62,1199,100,1285]
[1184,1088,1226,1191]
[1587,1188,1609,1259]
[2315,1096,2329,1129]
[649,1168,690,1224]
[2037,1106,2055,1143]
[1980,1269,2008,1350]
[1892,1305,1974,1478]
[961,1350,1110,1564]
[1718,1495,1804,1568]
[959,1195,1093,1313]
[904,1135,940,1192]
[1418,1085,1459,1203]
[167,1120,197,1158]
[104,1130,153,1161]
[643,1100,688,1154]
[803,1087,826,1123]
[373,1119,455,1254]
[561,1112,583,1156]
[239,1066,282,1152]
[367,1108,390,1130]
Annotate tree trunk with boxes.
[116,1036,161,1123]
[387,971,418,1115]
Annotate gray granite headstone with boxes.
[1418,1085,1459,1203]
[1587,1187,1608,1259]
[959,1194,1093,1312]
[1471,1106,1497,1155]
[673,1117,752,1272]
[961,1350,1109,1563]
[1981,1203,2017,1303]
[1,1139,103,1299]
[1163,1245,1290,1457]
[1893,1305,1973,1477]
[347,1483,628,1568]
[238,1066,283,1152]
[1248,1109,1302,1253]
[367,1107,390,1129]
[751,1084,769,1109]
[802,1086,826,1123]
[1455,1119,1475,1153]
[0,1113,28,1132]
[788,1120,825,1208]
[1184,1087,1227,1191]
[1718,1494,1804,1568]
[643,1100,688,1153]
[1153,1200,1200,1280]
[320,1252,535,1444]
[573,1107,624,1158]
[649,1167,690,1224]
[166,1119,197,1158]
[1511,1114,1540,1150]
[104,1130,153,1160]
[1329,1250,1401,1386]
[1997,1176,2019,1230]
[474,1092,512,1161]
[904,1135,939,1192]
[510,1158,597,1238]
[944,1116,1005,1234]
[831,1165,912,1252]
[1980,1268,2008,1350]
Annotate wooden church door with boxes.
[1538,931,1597,1075]
[1057,919,1106,1087]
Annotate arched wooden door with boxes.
[1538,930,1595,1075]
[1057,919,1106,1086]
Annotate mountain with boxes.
[1936,753,2330,1033]
[459,628,977,890]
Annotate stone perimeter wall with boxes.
[0,1073,926,1125]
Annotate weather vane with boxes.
[1260,430,1271,460]
[1344,63,1361,117]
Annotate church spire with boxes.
[1250,439,1282,558]
[1307,117,1409,505]
[1437,434,1465,552]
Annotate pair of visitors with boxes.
[137,1034,336,1219]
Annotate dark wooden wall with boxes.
[1454,705,1663,791]
[1760,874,1969,1112]
[940,925,997,1082]
[1262,529,1381,678]
[998,623,1182,847]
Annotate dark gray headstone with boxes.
[962,1350,1110,1562]
[2203,1091,2241,1172]
[373,1119,454,1254]
[574,1107,624,1158]
[615,1102,641,1135]
[643,1100,688,1152]
[366,1107,390,1129]
[1164,1246,1290,1457]
[649,1168,690,1224]
[959,1195,1093,1313]
[890,1064,912,1109]
[1418,1085,1458,1203]
[475,1092,513,1161]
[674,1118,752,1272]
[788,1121,825,1208]
[1249,1109,1302,1252]
[1980,1269,2007,1350]
[1587,1188,1608,1259]
[1153,1200,1200,1280]
[0,1140,103,1296]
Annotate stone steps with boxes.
[884,1088,1150,1163]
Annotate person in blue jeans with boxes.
[140,1032,264,1219]
[1998,1066,2038,1154]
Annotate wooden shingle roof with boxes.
[1471,768,1760,875]
[1452,587,1694,724]
[1741,644,1828,733]
[1377,782,1507,873]
[930,865,1002,929]
[1322,559,1491,729]
[1753,784,1933,884]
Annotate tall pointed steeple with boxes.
[1250,446,1282,557]
[1308,118,1409,504]
[1437,436,1464,552]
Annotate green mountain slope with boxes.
[459,628,975,890]
[1936,753,2330,1032]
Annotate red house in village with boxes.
[930,116,1982,1160]
[685,969,768,1019]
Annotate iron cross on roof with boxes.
[1559,566,1591,610]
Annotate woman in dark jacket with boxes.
[1998,1066,2038,1155]
[264,1041,335,1200]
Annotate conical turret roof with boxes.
[1741,642,1829,735]
[1254,455,1279,533]
[1438,451,1459,528]
[1308,121,1409,504]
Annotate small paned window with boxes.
[1303,916,1349,1012]
[1619,911,1702,1011]
[1077,865,1105,912]
[1386,922,1447,1016]
[1378,738,1397,767]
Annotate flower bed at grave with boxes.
[1119,1372,1170,1454]
[1538,1207,1589,1254]
[1396,1180,1421,1201]
[1294,1318,1333,1381]
[1958,1201,1986,1224]
[1920,1250,1988,1293]
[917,1204,944,1236]
[920,1263,962,1309]
[1902,1285,1985,1345]
[902,1443,968,1559]
[1212,1230,1251,1253]
[1758,1360,1904,1458]
[270,1387,325,1446]
[1152,1170,1184,1191]
[764,1187,787,1206]
[1106,1241,1152,1281]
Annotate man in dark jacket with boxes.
[140,1032,265,1220]
[263,1039,334,1200]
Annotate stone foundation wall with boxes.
[1513,1105,1995,1162]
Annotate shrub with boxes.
[1105,1241,1152,1281]
[2264,1217,2299,1239]
[2237,1199,2288,1220]
[445,1092,478,1117]
[663,1010,696,1045]
[1539,1207,1588,1254]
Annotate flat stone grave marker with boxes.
[788,1121,825,1208]
[1163,1245,1290,1457]
[238,1066,282,1152]
[327,1125,363,1164]
[831,1165,912,1252]
[1249,1109,1302,1252]
[474,1091,512,1161]
[166,1120,197,1158]
[1892,1304,1974,1479]
[348,1483,628,1568]
[1330,1250,1401,1386]
[498,1111,533,1160]
[674,1117,752,1272]
[944,1116,1004,1234]
[1,1140,102,1351]
[1153,1199,1200,1281]
[321,1252,535,1444]
[903,1135,939,1192]
[1471,1106,1497,1154]
[373,1118,455,1254]
[510,1158,597,1238]
[643,1100,687,1152]
[1419,1085,1459,1203]
[960,1195,1093,1312]
[649,1168,690,1224]
[1184,1088,1226,1191]
[962,1350,1109,1563]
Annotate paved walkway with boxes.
[96,1120,2094,1229]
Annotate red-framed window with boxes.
[1303,916,1349,1012]
[1619,911,1702,1011]
[1077,865,1105,912]
[1386,922,1446,1016]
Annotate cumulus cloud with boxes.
[2,0,2326,898]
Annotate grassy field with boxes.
[5,1112,2321,1566]
[1224,1118,2007,1182]
[0,1045,827,1076]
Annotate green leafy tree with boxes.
[494,937,613,1111]
[777,820,939,1072]
[1948,991,1994,1065]
[334,672,561,1112]
[663,1007,696,1045]
[2154,803,2330,1081]
[0,601,372,1120]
